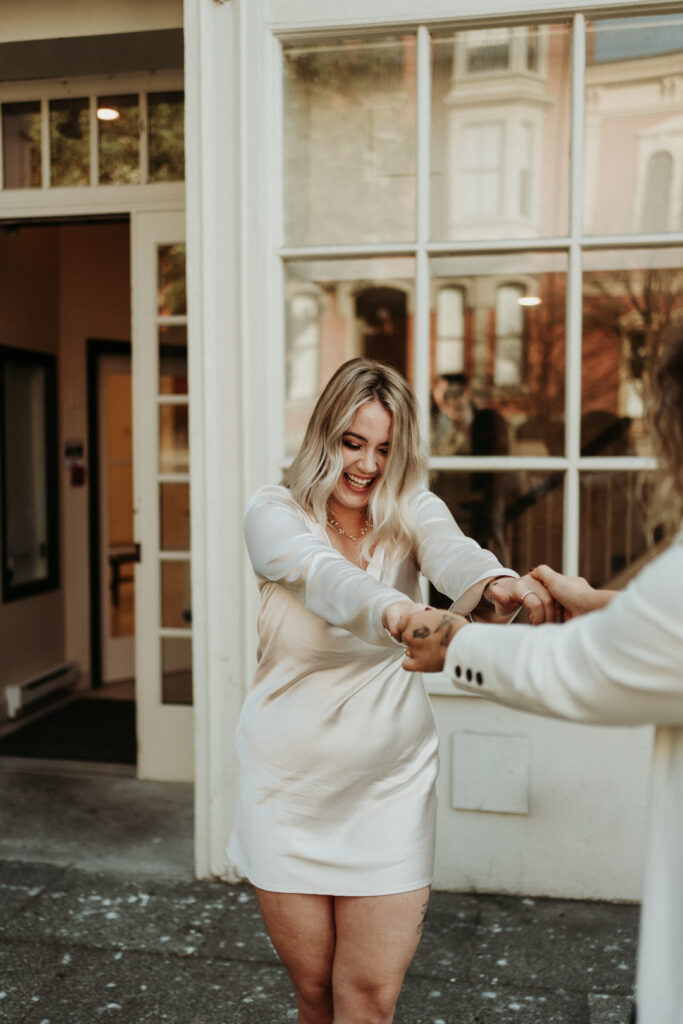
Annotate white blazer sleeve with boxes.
[413,490,517,611]
[244,486,409,648]
[445,540,683,726]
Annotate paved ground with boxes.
[0,762,639,1024]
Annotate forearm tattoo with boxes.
[410,614,455,647]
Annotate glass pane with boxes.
[161,560,192,628]
[159,404,189,473]
[159,326,188,395]
[579,471,651,588]
[585,14,683,235]
[157,244,186,315]
[582,248,683,457]
[160,482,190,551]
[429,470,564,604]
[2,101,41,188]
[430,252,567,456]
[148,91,185,182]
[431,24,571,241]
[283,36,417,245]
[104,373,134,638]
[284,257,415,457]
[50,97,89,186]
[162,636,193,705]
[98,94,140,185]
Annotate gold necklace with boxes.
[326,512,370,542]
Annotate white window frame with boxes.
[0,72,184,217]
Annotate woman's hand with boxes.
[530,565,614,620]
[487,573,559,625]
[401,609,468,672]
[382,600,429,640]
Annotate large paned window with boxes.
[279,11,683,590]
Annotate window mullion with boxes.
[415,24,432,458]
[563,11,586,577]
[40,97,50,189]
[89,96,98,187]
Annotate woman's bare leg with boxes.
[255,889,335,1024]
[331,886,430,1024]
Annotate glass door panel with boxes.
[131,210,193,781]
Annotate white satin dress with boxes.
[226,484,515,896]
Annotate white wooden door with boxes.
[131,210,193,781]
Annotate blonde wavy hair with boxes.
[647,323,683,541]
[283,358,427,559]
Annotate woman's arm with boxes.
[413,490,517,614]
[444,542,683,727]
[244,487,422,646]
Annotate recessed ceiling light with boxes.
[518,296,542,306]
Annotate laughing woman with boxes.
[227,358,553,1024]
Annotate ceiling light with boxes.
[97,107,120,121]
[518,296,542,306]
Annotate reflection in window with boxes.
[356,287,408,378]
[494,284,525,387]
[430,253,566,456]
[148,91,185,182]
[435,286,466,374]
[50,97,89,186]
[284,258,415,456]
[287,290,320,401]
[159,405,189,474]
[582,248,683,457]
[2,102,41,188]
[639,151,673,233]
[430,470,563,605]
[160,483,190,551]
[579,472,650,589]
[0,348,58,601]
[157,244,187,315]
[98,94,140,185]
[460,122,503,221]
[162,636,193,705]
[430,24,570,241]
[282,36,417,246]
[585,14,683,235]
[465,28,511,72]
[161,560,192,628]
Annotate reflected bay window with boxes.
[494,284,525,387]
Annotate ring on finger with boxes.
[520,590,534,601]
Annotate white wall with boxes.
[0,228,64,707]
[1,0,182,43]
[432,694,651,899]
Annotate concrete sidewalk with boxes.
[0,762,638,1024]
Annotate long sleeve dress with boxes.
[445,532,683,1024]
[226,483,516,896]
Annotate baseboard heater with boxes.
[5,663,80,719]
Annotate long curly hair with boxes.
[648,324,683,541]
[283,358,427,559]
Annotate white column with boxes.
[185,0,268,879]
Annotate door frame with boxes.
[86,337,132,690]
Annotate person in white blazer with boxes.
[399,325,683,1024]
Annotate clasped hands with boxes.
[382,566,603,674]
